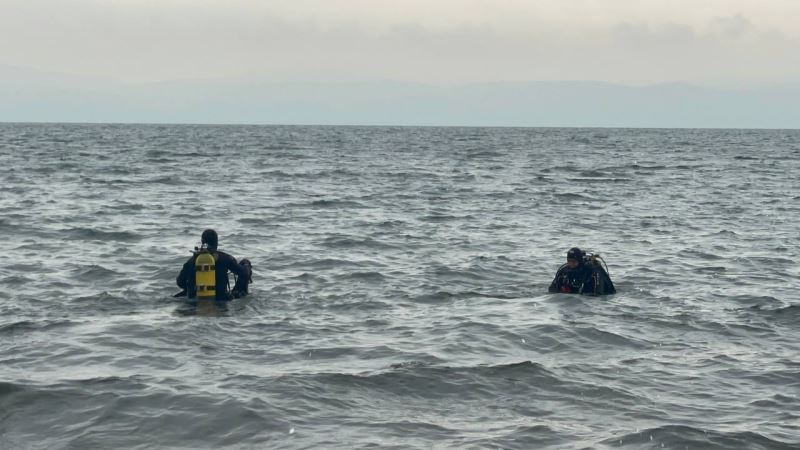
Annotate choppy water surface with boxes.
[1,124,798,449]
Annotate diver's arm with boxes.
[176,257,194,289]
[548,266,566,293]
[591,267,616,295]
[603,272,616,295]
[219,252,247,278]
[581,271,599,296]
[547,277,559,293]
[231,256,248,279]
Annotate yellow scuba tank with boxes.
[195,249,216,298]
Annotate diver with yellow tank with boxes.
[176,229,252,300]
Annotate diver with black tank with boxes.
[176,229,252,300]
[548,247,616,296]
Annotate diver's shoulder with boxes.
[213,250,238,262]
[554,265,569,276]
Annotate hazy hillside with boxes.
[1,65,798,128]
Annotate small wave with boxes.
[714,367,798,387]
[71,291,127,304]
[0,319,75,334]
[388,360,432,370]
[258,169,311,178]
[707,229,738,237]
[324,299,391,311]
[285,199,369,209]
[414,291,458,303]
[1,275,35,284]
[141,175,183,185]
[359,419,456,438]
[412,290,464,303]
[465,150,505,158]
[604,424,798,449]
[104,202,147,212]
[316,168,364,178]
[552,192,594,201]
[238,217,269,225]
[728,295,784,307]
[630,164,669,171]
[695,265,727,274]
[568,176,631,183]
[374,219,408,228]
[290,272,328,283]
[452,134,487,142]
[259,143,310,151]
[273,258,377,271]
[771,304,800,316]
[0,381,28,397]
[144,149,169,158]
[579,169,609,178]
[339,271,386,282]
[172,151,209,158]
[737,256,795,266]
[63,227,141,243]
[749,394,799,408]
[746,304,800,324]
[678,249,725,260]
[419,213,474,222]
[429,266,490,282]
[637,315,728,334]
[412,290,515,304]
[70,265,121,281]
[320,236,399,250]
[573,326,650,349]
[287,361,558,399]
[0,218,16,232]
[465,424,562,448]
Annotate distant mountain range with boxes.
[2,64,798,128]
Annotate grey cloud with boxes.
[711,15,753,39]
[0,1,798,87]
[612,22,702,50]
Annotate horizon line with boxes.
[2,120,798,131]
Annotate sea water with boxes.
[1,124,798,449]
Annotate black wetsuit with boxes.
[176,250,250,300]
[548,262,616,296]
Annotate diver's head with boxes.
[201,229,218,250]
[566,247,585,268]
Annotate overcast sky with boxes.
[2,0,799,87]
